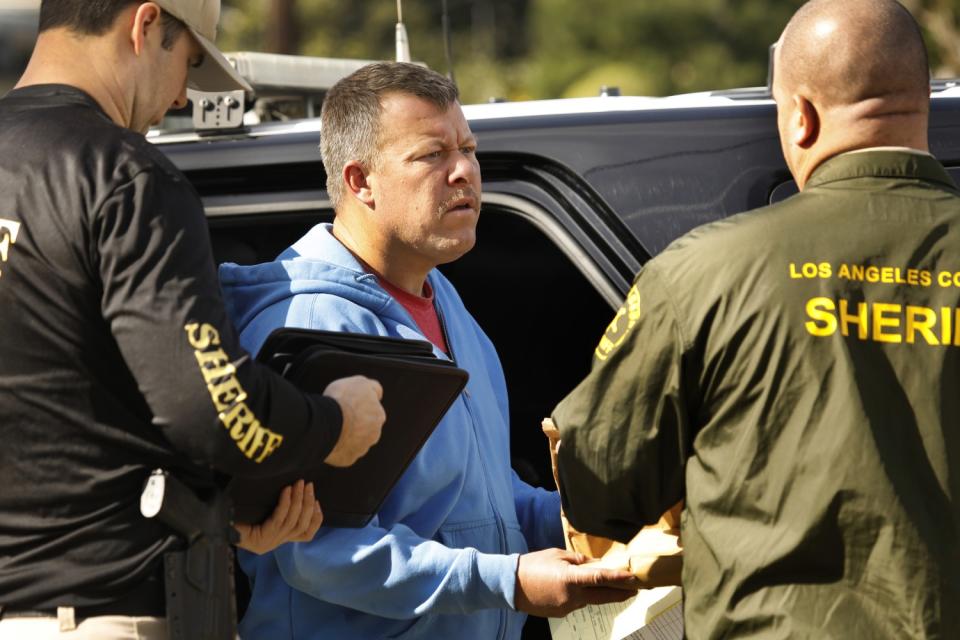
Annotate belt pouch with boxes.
[163,537,237,639]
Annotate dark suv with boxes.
[154,77,960,636]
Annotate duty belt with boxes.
[0,575,165,622]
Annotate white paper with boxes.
[548,586,683,640]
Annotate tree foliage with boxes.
[524,0,804,98]
[217,0,960,104]
[220,0,530,103]
[901,0,960,74]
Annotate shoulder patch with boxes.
[595,283,641,361]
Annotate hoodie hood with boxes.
[219,223,429,354]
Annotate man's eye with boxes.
[190,54,206,69]
[461,146,476,156]
[422,151,442,160]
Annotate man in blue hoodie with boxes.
[219,62,639,639]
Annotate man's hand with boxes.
[322,375,386,467]
[514,548,640,618]
[234,480,322,555]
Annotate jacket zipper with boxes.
[438,296,510,640]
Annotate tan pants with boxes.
[0,612,167,639]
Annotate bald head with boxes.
[773,0,931,188]
[778,0,928,109]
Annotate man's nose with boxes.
[449,153,480,184]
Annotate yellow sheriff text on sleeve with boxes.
[0,218,22,279]
[185,323,284,462]
[804,297,960,346]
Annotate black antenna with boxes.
[442,0,456,85]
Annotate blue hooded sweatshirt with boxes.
[219,223,563,639]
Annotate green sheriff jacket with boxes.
[553,150,960,639]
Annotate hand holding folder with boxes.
[321,375,386,467]
[229,328,469,527]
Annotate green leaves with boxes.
[218,0,957,103]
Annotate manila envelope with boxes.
[542,418,682,587]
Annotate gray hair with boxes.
[320,62,460,208]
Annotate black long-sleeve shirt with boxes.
[0,85,341,610]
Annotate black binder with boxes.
[228,328,469,527]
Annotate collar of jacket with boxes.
[806,148,957,192]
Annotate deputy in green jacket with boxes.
[552,1,960,637]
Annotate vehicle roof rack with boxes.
[227,52,379,94]
[164,53,383,133]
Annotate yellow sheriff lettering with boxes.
[805,297,837,337]
[905,306,939,345]
[222,402,258,440]
[872,303,902,343]
[185,322,221,349]
[256,433,284,463]
[208,376,248,412]
[838,299,868,339]
[185,323,283,463]
[803,297,959,347]
[941,307,960,346]
[193,347,237,383]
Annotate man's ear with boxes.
[344,161,375,208]
[130,3,162,57]
[791,94,819,148]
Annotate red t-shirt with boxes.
[377,277,449,354]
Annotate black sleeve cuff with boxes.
[308,394,343,462]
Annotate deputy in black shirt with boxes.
[0,0,385,634]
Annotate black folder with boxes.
[228,328,469,527]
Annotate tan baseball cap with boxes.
[154,0,252,93]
